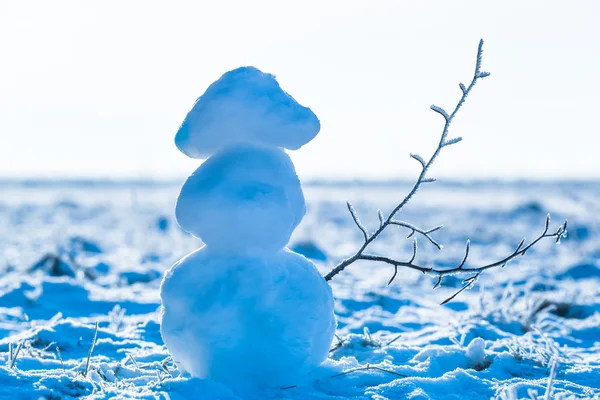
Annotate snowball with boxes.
[160,247,336,390]
[466,337,487,368]
[175,144,306,253]
[175,66,320,159]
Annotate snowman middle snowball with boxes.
[160,66,336,390]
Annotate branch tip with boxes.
[410,239,418,263]
[388,266,399,286]
[430,105,450,121]
[347,202,369,241]
[458,239,470,269]
[443,137,463,147]
[410,153,426,168]
[378,210,385,227]
[516,238,526,253]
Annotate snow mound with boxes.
[175,66,320,159]
[160,247,336,390]
[175,144,306,252]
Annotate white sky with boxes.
[0,1,599,181]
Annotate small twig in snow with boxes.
[127,353,138,369]
[9,342,23,369]
[331,363,407,379]
[56,346,65,371]
[386,334,402,346]
[544,358,559,400]
[329,334,346,353]
[83,321,98,377]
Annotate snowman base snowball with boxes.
[160,247,335,388]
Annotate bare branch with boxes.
[430,105,450,121]
[426,225,443,234]
[458,239,470,269]
[442,137,463,147]
[475,39,486,77]
[409,239,418,263]
[323,39,564,304]
[515,238,526,253]
[440,273,480,305]
[389,220,442,250]
[387,239,418,286]
[357,217,566,302]
[410,153,426,168]
[324,39,491,283]
[347,202,368,242]
[387,266,398,286]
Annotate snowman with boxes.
[160,67,336,390]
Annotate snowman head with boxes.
[175,144,306,253]
[174,66,320,159]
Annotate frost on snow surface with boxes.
[0,182,600,399]
[160,247,335,390]
[174,66,320,159]
[174,144,306,253]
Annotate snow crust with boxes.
[174,67,320,159]
[0,182,599,399]
[160,247,336,389]
[175,144,306,253]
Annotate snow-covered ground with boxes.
[1,180,598,399]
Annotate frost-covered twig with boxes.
[83,321,98,377]
[345,214,565,304]
[324,39,567,304]
[544,358,558,400]
[127,353,138,369]
[324,39,490,282]
[56,346,65,371]
[331,363,407,379]
[329,334,347,353]
[9,342,23,368]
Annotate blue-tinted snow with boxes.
[0,180,599,399]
